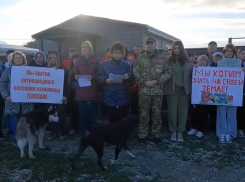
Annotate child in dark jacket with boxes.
[97,42,133,123]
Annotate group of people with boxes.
[0,37,245,146]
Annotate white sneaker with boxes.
[218,134,225,144]
[69,129,76,135]
[238,130,245,138]
[225,134,232,144]
[187,128,197,135]
[196,131,203,138]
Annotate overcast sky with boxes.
[0,0,244,48]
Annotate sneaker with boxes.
[69,129,76,135]
[177,132,184,142]
[153,138,162,145]
[48,134,56,140]
[196,131,203,138]
[238,130,245,138]
[225,134,232,144]
[187,128,197,135]
[170,132,177,141]
[218,134,225,144]
[6,129,13,135]
[138,138,146,145]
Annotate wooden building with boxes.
[32,14,179,59]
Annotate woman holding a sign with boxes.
[216,44,242,144]
[0,51,33,138]
[165,41,193,142]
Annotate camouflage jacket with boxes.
[133,51,172,95]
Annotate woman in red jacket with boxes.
[75,41,99,135]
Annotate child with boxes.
[210,52,223,67]
[236,48,245,137]
[216,44,242,144]
[188,55,209,137]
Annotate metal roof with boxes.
[32,14,180,41]
[0,44,39,56]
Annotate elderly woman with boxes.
[0,51,33,138]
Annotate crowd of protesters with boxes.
[0,37,245,145]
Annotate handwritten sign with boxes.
[191,67,244,106]
[10,66,64,103]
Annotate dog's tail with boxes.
[17,138,27,149]
[71,137,90,171]
[29,122,36,136]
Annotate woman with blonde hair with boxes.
[75,41,100,135]
[0,51,33,139]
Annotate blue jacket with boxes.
[97,59,133,107]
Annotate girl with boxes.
[165,41,193,142]
[46,50,69,140]
[216,44,242,143]
[0,51,33,139]
[236,48,245,137]
[75,41,99,135]
[97,42,133,123]
[188,55,209,138]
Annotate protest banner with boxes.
[191,67,244,106]
[10,66,64,103]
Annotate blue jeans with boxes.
[216,106,237,137]
[9,115,18,137]
[77,101,97,133]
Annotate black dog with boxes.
[71,115,138,170]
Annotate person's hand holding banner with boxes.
[5,96,12,102]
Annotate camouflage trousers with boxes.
[138,95,162,139]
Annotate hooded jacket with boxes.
[29,51,47,67]
[46,50,69,97]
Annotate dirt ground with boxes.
[1,125,245,182]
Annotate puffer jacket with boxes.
[97,58,133,107]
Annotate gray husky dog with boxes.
[16,105,59,158]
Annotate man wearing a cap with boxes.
[134,37,171,145]
[205,41,218,65]
[63,48,78,69]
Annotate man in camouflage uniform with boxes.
[134,37,172,144]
